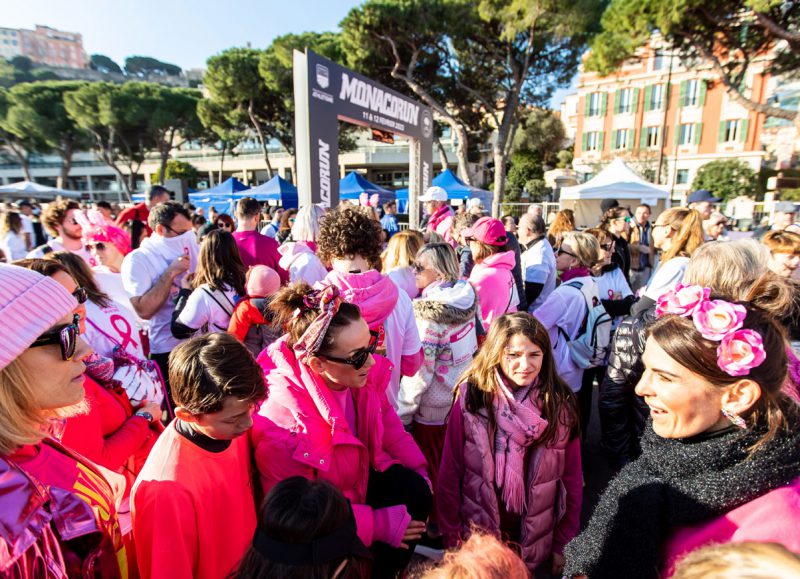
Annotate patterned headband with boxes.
[293,285,343,362]
[656,284,766,377]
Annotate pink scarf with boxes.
[560,266,590,283]
[493,372,548,515]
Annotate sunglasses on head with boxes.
[319,331,379,370]
[30,314,80,361]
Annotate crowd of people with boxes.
[0,182,799,579]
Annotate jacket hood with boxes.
[413,280,478,324]
[320,269,398,328]
[476,250,516,272]
[278,241,315,271]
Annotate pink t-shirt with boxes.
[232,230,288,284]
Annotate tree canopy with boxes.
[125,56,182,77]
[692,159,758,202]
[90,54,123,74]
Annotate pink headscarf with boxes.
[77,210,132,256]
[293,285,343,362]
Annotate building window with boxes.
[677,123,702,146]
[653,52,666,71]
[676,169,690,185]
[644,126,661,148]
[588,92,602,117]
[648,84,664,111]
[613,129,632,150]
[583,131,603,151]
[617,88,633,114]
[721,119,742,143]
[680,79,706,107]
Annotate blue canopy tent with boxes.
[131,187,199,203]
[187,178,250,217]
[194,177,249,196]
[339,172,395,206]
[237,175,298,208]
[396,169,492,213]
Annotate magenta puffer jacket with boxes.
[436,387,583,572]
[252,337,428,547]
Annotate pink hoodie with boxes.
[661,477,800,577]
[468,250,519,327]
[278,242,328,286]
[320,270,423,403]
[427,205,456,247]
[252,338,428,547]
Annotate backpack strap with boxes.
[201,287,235,330]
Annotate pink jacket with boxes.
[661,477,800,577]
[437,388,583,572]
[427,205,456,247]
[468,251,519,327]
[252,337,428,547]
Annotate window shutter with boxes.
[662,84,669,110]
[611,129,618,149]
[679,81,687,108]
[627,129,635,150]
[640,127,649,149]
[598,131,605,151]
[582,132,588,151]
[718,121,727,143]
[694,123,702,145]
[644,85,652,112]
[632,88,640,113]
[612,90,619,114]
[600,92,608,116]
[584,95,590,117]
[675,124,682,145]
[740,119,749,143]
[698,80,707,107]
[662,126,667,146]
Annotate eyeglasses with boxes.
[216,222,232,228]
[164,224,192,236]
[88,242,106,251]
[73,287,87,305]
[30,314,80,361]
[600,243,614,251]
[557,247,578,259]
[412,262,429,274]
[319,331,380,370]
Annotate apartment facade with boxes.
[0,28,22,61]
[572,38,770,203]
[19,25,87,69]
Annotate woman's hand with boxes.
[136,400,161,422]
[399,520,426,550]
[179,272,194,290]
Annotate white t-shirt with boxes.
[26,238,93,264]
[20,214,34,238]
[521,238,557,312]
[644,257,690,302]
[93,267,141,324]
[176,283,237,333]
[383,290,422,409]
[1,231,28,261]
[596,267,633,330]
[84,299,146,360]
[533,275,598,392]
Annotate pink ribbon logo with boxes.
[110,314,138,352]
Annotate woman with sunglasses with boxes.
[215,213,236,232]
[0,264,128,577]
[277,208,298,245]
[253,282,431,578]
[599,207,633,284]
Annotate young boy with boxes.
[131,332,266,579]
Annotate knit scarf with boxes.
[492,372,548,515]
[560,267,590,283]
[563,404,800,579]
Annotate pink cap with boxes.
[0,264,78,370]
[462,216,508,246]
[246,265,281,298]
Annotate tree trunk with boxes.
[434,135,449,170]
[5,142,32,181]
[158,148,169,184]
[247,101,274,176]
[452,123,471,185]
[492,143,507,219]
[218,144,226,183]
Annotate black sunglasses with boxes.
[600,243,614,251]
[319,331,379,370]
[30,314,80,361]
[412,262,428,274]
[557,247,578,259]
[88,242,106,251]
[73,287,87,305]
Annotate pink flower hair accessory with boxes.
[692,299,747,341]
[656,284,710,317]
[717,329,767,377]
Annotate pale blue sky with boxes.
[3,0,575,106]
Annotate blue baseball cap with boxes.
[687,189,721,204]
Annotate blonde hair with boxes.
[764,229,800,256]
[547,208,575,247]
[561,231,600,268]
[415,532,528,579]
[290,204,326,243]
[382,230,424,272]
[417,243,460,283]
[684,239,768,298]
[672,542,800,579]
[657,208,704,263]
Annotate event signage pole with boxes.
[293,49,433,227]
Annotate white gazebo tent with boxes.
[559,159,669,228]
[0,181,81,201]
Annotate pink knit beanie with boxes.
[246,265,281,298]
[0,264,78,371]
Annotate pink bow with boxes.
[293,285,343,362]
[359,193,379,208]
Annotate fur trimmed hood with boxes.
[413,280,478,324]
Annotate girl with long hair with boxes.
[382,229,425,299]
[546,209,575,250]
[437,313,582,576]
[0,211,27,261]
[279,203,328,285]
[599,206,632,284]
[172,229,247,337]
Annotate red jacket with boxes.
[252,337,427,547]
[115,203,152,236]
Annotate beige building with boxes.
[0,28,22,61]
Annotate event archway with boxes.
[293,49,433,228]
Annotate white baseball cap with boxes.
[419,186,448,202]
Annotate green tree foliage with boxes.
[0,57,58,87]
[506,150,550,202]
[125,56,182,77]
[151,159,199,187]
[203,48,279,174]
[692,159,757,202]
[89,54,123,74]
[586,0,800,125]
[2,81,93,187]
[0,87,46,181]
[510,108,567,168]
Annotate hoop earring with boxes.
[721,407,747,429]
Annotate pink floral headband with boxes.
[293,285,343,361]
[656,284,766,377]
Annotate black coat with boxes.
[598,304,653,470]
[611,234,631,283]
